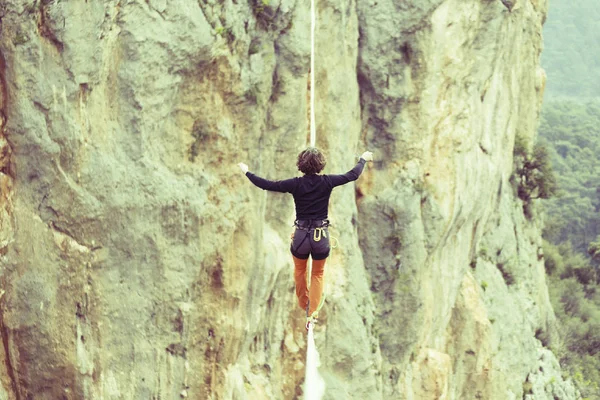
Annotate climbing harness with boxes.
[291,220,327,256]
[292,220,339,254]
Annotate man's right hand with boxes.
[360,151,374,162]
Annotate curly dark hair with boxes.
[297,147,326,175]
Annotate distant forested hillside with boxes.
[538,1,600,395]
[538,99,600,398]
[539,100,600,250]
[541,0,600,98]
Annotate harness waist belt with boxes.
[294,219,330,230]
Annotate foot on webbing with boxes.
[305,292,325,329]
[305,311,318,330]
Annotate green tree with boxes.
[588,235,600,284]
[588,236,600,266]
[513,141,558,220]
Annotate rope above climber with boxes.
[238,148,373,329]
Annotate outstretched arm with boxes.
[238,163,297,193]
[328,151,373,187]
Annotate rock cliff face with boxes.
[0,0,578,399]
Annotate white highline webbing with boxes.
[309,0,316,147]
[305,0,325,397]
[304,323,326,399]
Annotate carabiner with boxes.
[313,228,322,242]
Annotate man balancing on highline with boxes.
[238,148,373,329]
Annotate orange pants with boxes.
[293,256,326,315]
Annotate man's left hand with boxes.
[238,163,249,174]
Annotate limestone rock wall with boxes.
[0,0,577,399]
[356,0,576,398]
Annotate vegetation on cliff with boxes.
[512,136,558,219]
